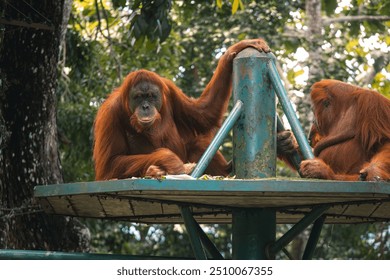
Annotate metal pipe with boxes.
[302,215,326,260]
[193,216,224,259]
[0,249,192,260]
[180,102,244,259]
[233,50,277,179]
[190,100,243,178]
[282,248,295,260]
[180,207,207,259]
[232,48,277,259]
[277,115,302,171]
[268,57,314,160]
[266,205,329,257]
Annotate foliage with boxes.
[129,0,172,44]
[316,223,390,259]
[57,0,390,259]
[87,220,233,258]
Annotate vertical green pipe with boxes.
[232,208,276,259]
[232,48,276,259]
[233,50,276,179]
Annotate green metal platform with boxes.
[26,49,390,260]
[34,178,390,224]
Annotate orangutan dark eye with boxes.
[323,100,330,108]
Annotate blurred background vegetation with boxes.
[57,0,389,259]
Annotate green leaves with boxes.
[322,0,338,16]
[111,0,127,9]
[232,0,244,14]
[129,0,172,46]
[60,0,390,259]
[216,0,244,14]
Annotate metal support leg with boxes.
[266,205,329,257]
[232,49,277,259]
[302,215,326,260]
[193,217,224,259]
[232,208,276,259]
[180,207,224,259]
[180,207,207,260]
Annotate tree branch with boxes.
[282,30,306,39]
[323,15,390,25]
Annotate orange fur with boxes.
[300,79,390,181]
[93,39,270,180]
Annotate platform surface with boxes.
[34,178,390,224]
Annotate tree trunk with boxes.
[305,0,324,82]
[0,0,90,251]
[287,0,325,259]
[296,0,324,133]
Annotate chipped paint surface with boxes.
[232,49,276,179]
